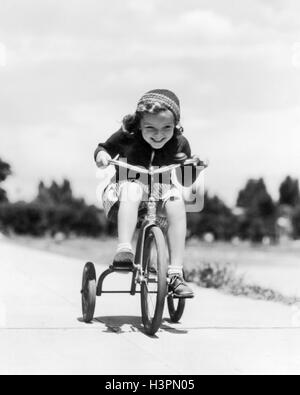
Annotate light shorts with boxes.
[102,180,182,223]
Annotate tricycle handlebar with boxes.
[108,156,208,175]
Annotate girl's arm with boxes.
[178,135,192,159]
[176,136,200,187]
[94,129,125,162]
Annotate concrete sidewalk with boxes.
[0,239,300,375]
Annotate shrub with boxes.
[292,206,300,239]
[0,202,105,237]
[187,193,238,241]
[185,261,300,306]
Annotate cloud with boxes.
[0,42,7,67]
[157,9,234,40]
[128,0,157,15]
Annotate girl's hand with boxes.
[96,151,112,169]
[192,155,208,167]
[193,155,202,167]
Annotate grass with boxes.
[185,261,300,306]
[6,234,117,265]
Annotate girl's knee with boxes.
[165,197,186,218]
[119,182,144,204]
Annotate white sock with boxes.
[168,266,184,277]
[117,243,133,253]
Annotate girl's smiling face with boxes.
[140,110,175,149]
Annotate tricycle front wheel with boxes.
[141,226,168,336]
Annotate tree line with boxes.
[187,176,300,243]
[0,158,114,238]
[0,157,299,242]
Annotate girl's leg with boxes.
[165,196,194,297]
[164,197,186,271]
[118,182,143,249]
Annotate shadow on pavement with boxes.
[82,316,189,337]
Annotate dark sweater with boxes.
[94,129,196,186]
[94,129,192,166]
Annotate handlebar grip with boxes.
[173,152,188,164]
[173,153,209,168]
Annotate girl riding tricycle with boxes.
[81,89,207,335]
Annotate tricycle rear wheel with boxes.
[167,297,186,323]
[81,262,96,323]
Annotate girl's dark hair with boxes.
[121,102,184,137]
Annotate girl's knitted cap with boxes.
[137,89,181,123]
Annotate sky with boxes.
[0,0,300,207]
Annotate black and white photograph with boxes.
[0,0,300,377]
